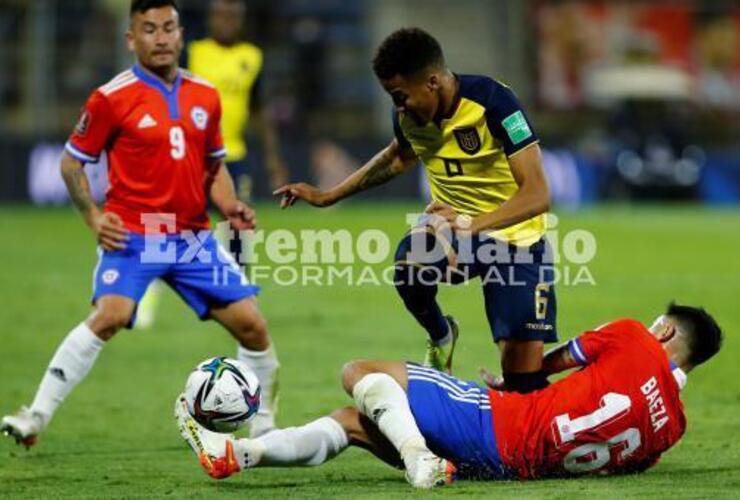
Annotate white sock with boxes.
[30,322,105,424]
[237,344,280,437]
[236,417,348,468]
[352,373,427,459]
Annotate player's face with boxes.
[381,72,441,126]
[209,0,245,45]
[127,7,184,72]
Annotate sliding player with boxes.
[1,0,279,446]
[176,303,721,488]
[275,28,554,392]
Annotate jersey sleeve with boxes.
[485,82,539,157]
[567,320,635,366]
[206,96,227,161]
[391,109,412,151]
[65,91,115,164]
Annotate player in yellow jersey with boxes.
[188,0,287,199]
[276,28,556,394]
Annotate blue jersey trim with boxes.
[65,141,99,163]
[207,147,227,159]
[568,338,588,364]
[132,64,182,119]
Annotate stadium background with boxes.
[1,0,739,497]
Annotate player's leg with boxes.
[209,297,280,438]
[1,295,135,446]
[134,278,164,330]
[2,235,162,446]
[341,360,448,487]
[175,398,400,481]
[480,239,557,393]
[393,228,461,372]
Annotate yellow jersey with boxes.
[187,39,263,162]
[394,75,545,246]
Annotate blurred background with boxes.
[0,0,738,207]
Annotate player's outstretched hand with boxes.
[273,183,332,209]
[93,212,129,251]
[479,367,505,390]
[224,201,257,231]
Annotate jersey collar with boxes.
[669,361,688,391]
[132,64,182,119]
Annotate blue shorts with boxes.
[395,227,557,343]
[92,232,259,326]
[406,363,509,480]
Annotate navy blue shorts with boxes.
[394,224,557,343]
[92,232,259,327]
[406,363,509,480]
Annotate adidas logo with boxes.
[137,114,157,129]
[49,367,67,382]
[371,407,388,423]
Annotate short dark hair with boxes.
[667,302,723,367]
[372,27,445,80]
[130,0,179,16]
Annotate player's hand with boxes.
[273,183,333,209]
[223,201,257,231]
[479,367,505,390]
[93,212,129,251]
[424,201,473,233]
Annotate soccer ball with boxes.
[184,357,261,433]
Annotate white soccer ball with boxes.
[184,357,261,433]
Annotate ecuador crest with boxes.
[453,127,481,155]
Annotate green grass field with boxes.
[1,203,739,498]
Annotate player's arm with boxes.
[274,138,418,209]
[543,327,611,375]
[541,342,580,376]
[429,83,549,232]
[468,144,550,234]
[208,160,257,230]
[60,152,128,250]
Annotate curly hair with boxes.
[372,27,445,80]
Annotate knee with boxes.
[329,406,358,431]
[87,307,131,340]
[341,360,372,396]
[233,313,269,349]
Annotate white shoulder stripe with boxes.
[99,70,134,91]
[100,75,138,96]
[181,71,215,89]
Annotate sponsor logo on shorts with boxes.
[525,323,554,331]
[102,269,120,285]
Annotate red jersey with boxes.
[65,65,226,234]
[490,319,687,479]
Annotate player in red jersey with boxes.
[175,302,721,488]
[1,0,279,446]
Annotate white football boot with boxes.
[174,394,242,479]
[1,406,46,449]
[403,446,449,489]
